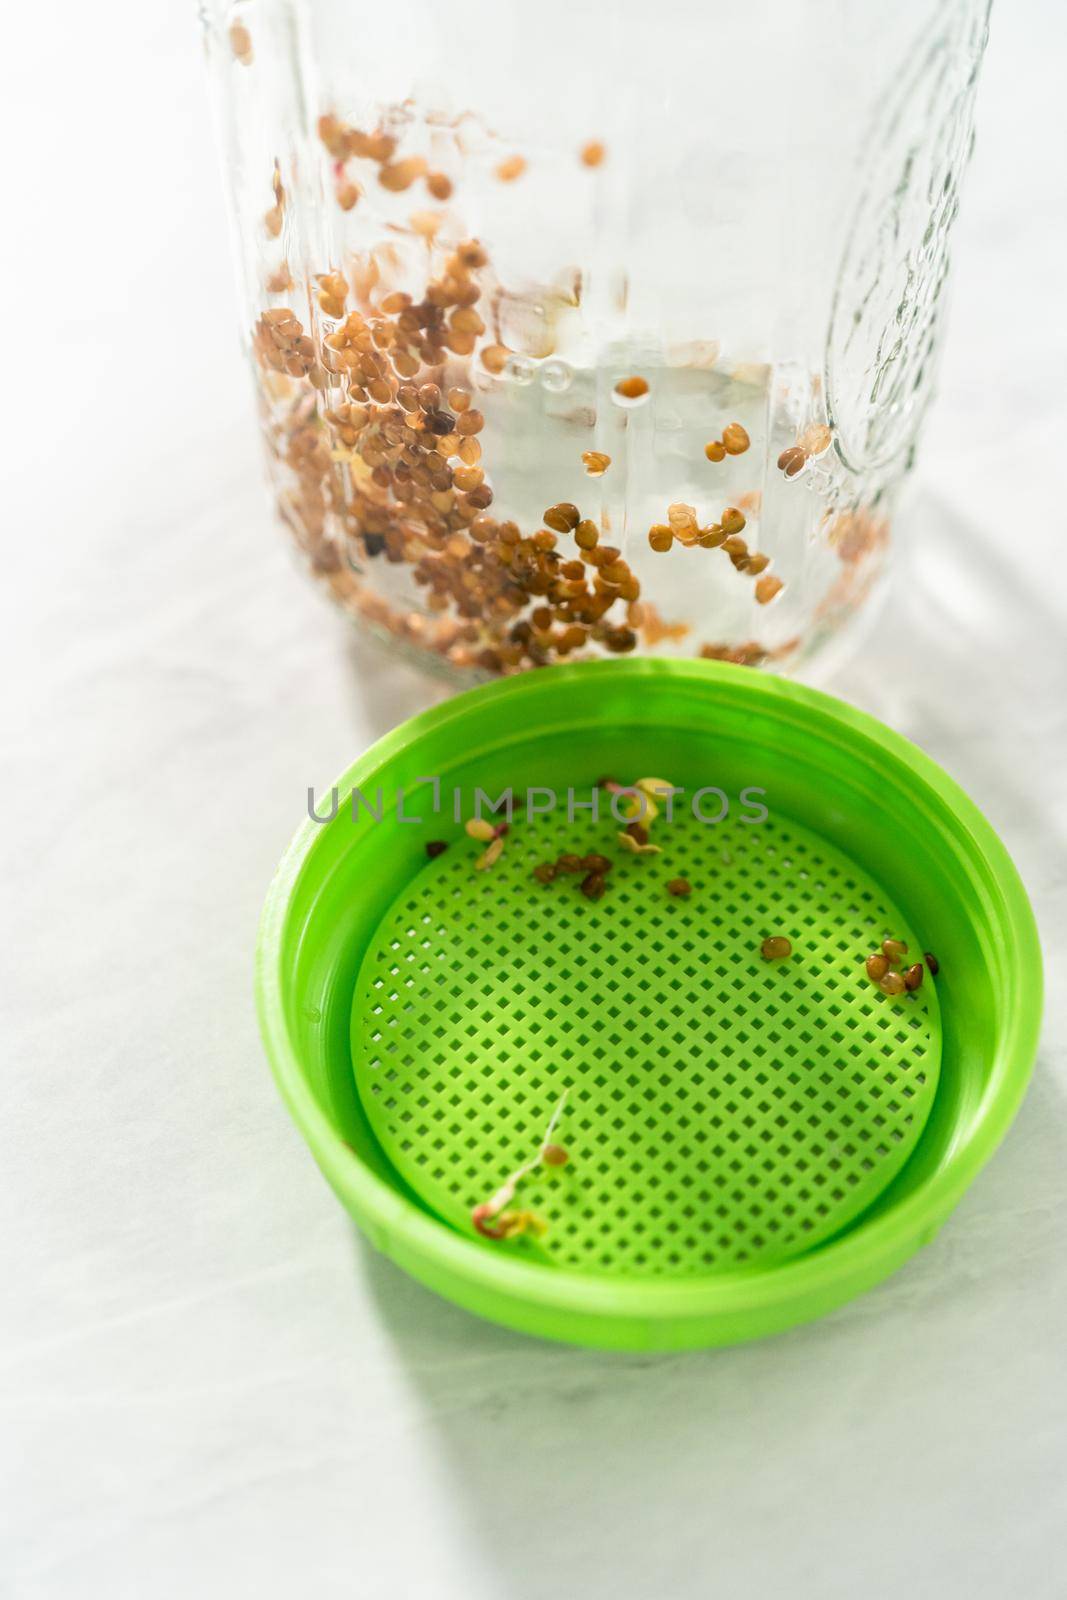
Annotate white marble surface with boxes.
[2,4,1066,1596]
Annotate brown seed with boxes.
[720,507,746,536]
[426,172,453,201]
[379,157,427,193]
[880,971,906,997]
[480,344,510,375]
[760,936,792,961]
[574,519,599,551]
[722,422,751,455]
[614,375,649,401]
[580,140,606,167]
[495,154,527,182]
[882,937,908,964]
[542,1142,569,1166]
[865,952,889,982]
[704,440,726,462]
[425,839,448,859]
[582,450,612,476]
[556,853,584,874]
[456,409,485,436]
[903,963,925,991]
[755,575,783,605]
[532,862,557,884]
[924,951,940,976]
[581,853,613,874]
[667,878,692,897]
[228,20,253,62]
[743,553,770,575]
[777,445,808,477]
[648,525,673,553]
[580,872,607,901]
[698,526,726,548]
[604,627,637,654]
[336,182,360,211]
[544,502,581,533]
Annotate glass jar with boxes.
[203,0,990,679]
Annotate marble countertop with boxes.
[2,2,1065,1595]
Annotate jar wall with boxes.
[203,0,990,677]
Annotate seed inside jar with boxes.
[704,440,726,462]
[534,506,574,540]
[648,525,673,553]
[614,375,649,401]
[721,422,750,455]
[495,154,527,182]
[579,140,606,167]
[777,445,808,478]
[755,575,783,605]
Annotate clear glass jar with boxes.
[203,0,990,678]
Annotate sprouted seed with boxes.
[760,935,792,960]
[882,937,908,963]
[425,839,448,859]
[471,1090,571,1241]
[617,831,662,855]
[475,835,504,870]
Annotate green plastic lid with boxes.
[256,660,1041,1349]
